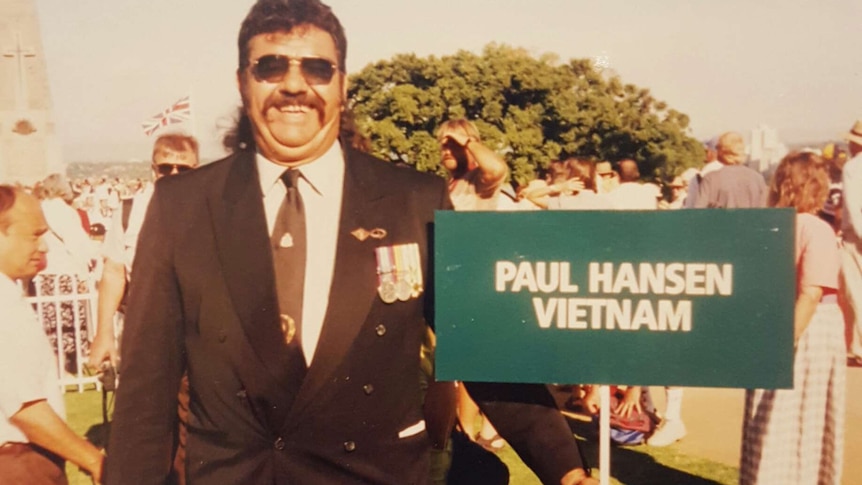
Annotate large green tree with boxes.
[347,44,703,185]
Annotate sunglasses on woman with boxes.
[249,55,338,85]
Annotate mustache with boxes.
[267,93,325,113]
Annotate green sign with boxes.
[434,209,795,389]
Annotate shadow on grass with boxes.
[570,420,725,485]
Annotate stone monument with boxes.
[0,0,63,185]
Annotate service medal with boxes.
[375,245,398,304]
[379,281,397,304]
[404,243,423,297]
[395,278,412,302]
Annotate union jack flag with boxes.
[141,96,191,136]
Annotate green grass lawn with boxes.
[65,390,738,484]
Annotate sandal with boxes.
[475,434,505,452]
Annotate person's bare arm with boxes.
[522,179,586,209]
[10,400,104,483]
[794,285,823,344]
[442,130,508,187]
[88,258,126,369]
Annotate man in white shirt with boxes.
[606,159,661,210]
[88,134,199,485]
[0,185,103,484]
[88,133,199,369]
[694,132,766,209]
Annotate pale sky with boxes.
[33,0,862,162]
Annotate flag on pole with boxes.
[141,96,192,136]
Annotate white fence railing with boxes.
[26,273,101,393]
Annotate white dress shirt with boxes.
[256,144,345,365]
[0,274,65,445]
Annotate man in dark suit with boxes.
[105,1,594,484]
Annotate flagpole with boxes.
[188,87,197,140]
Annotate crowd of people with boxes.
[0,0,860,484]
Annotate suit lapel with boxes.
[209,153,297,397]
[287,148,386,419]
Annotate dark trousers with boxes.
[0,442,68,485]
[447,429,509,485]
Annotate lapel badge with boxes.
[280,314,297,344]
[279,233,294,248]
[351,227,387,242]
[375,243,423,304]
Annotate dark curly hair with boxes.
[237,0,347,73]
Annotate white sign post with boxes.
[599,385,610,485]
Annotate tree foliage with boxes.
[347,44,703,185]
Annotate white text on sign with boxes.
[494,261,733,332]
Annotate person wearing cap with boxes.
[841,120,862,366]
[694,132,766,209]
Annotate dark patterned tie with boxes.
[271,169,308,376]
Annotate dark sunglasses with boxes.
[154,164,193,176]
[249,55,338,85]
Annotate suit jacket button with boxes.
[274,437,285,450]
[375,324,386,336]
[363,384,374,395]
[218,333,227,343]
[343,441,356,452]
